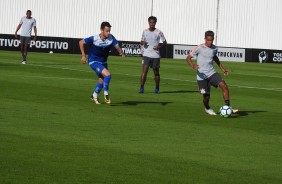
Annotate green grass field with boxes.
[0,50,282,183]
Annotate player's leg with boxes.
[203,94,216,115]
[24,37,31,62]
[100,68,111,104]
[198,80,216,115]
[20,44,26,64]
[91,77,103,104]
[20,37,25,64]
[211,73,239,113]
[209,73,230,105]
[89,63,107,104]
[153,68,160,93]
[203,94,210,109]
[139,56,150,93]
[22,37,31,64]
[140,65,149,93]
[23,44,28,61]
[218,81,230,105]
[152,58,160,93]
[218,81,238,113]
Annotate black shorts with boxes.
[142,56,160,69]
[197,73,224,95]
[20,36,31,45]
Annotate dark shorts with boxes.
[142,56,160,69]
[89,62,108,78]
[20,36,31,45]
[197,73,224,95]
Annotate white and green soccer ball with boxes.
[219,105,232,118]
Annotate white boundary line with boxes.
[1,58,282,79]
[1,62,282,92]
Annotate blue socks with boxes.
[94,82,103,94]
[103,75,111,92]
[93,75,111,97]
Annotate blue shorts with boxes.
[89,62,108,77]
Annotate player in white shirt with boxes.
[15,10,37,64]
[139,16,167,94]
[186,31,238,115]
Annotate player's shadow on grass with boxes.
[112,101,173,106]
[230,110,267,118]
[161,90,198,94]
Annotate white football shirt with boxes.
[19,16,36,37]
[141,28,166,58]
[190,43,218,80]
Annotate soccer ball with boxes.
[219,105,232,117]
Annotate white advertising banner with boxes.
[173,45,195,59]
[173,45,245,62]
[217,47,245,62]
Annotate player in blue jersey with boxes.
[186,30,238,115]
[79,21,124,104]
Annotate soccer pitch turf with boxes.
[0,50,282,183]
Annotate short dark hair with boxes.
[27,10,32,13]
[100,21,111,30]
[205,30,214,38]
[148,16,157,22]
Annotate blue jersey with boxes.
[83,34,119,65]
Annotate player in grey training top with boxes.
[193,44,218,81]
[139,16,167,94]
[186,30,238,116]
[15,10,37,64]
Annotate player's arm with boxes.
[114,45,125,57]
[79,39,87,64]
[33,26,37,40]
[214,55,229,75]
[154,31,167,50]
[186,54,198,70]
[154,40,167,50]
[15,24,22,38]
[140,40,147,45]
[140,31,147,46]
[112,35,125,57]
